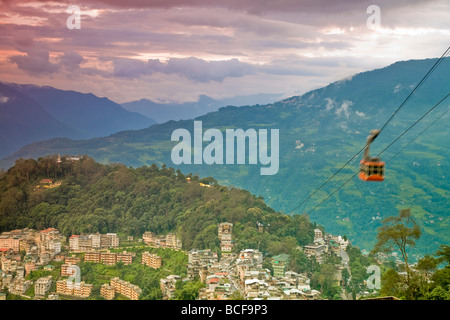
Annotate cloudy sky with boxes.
[1,0,449,104]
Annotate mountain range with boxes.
[1,57,449,256]
[121,93,284,123]
[0,82,156,158]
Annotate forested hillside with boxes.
[0,156,317,255]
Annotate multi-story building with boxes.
[0,236,20,253]
[107,233,119,248]
[8,277,33,295]
[69,235,79,251]
[244,278,269,300]
[65,255,81,265]
[218,223,233,252]
[314,229,324,244]
[69,233,119,252]
[35,276,53,297]
[110,277,142,300]
[236,249,264,283]
[165,233,182,249]
[142,232,182,250]
[1,274,13,289]
[73,282,93,298]
[61,264,77,277]
[116,251,133,265]
[78,235,92,251]
[160,275,181,299]
[84,251,101,263]
[271,254,290,278]
[187,249,219,280]
[91,234,102,249]
[1,257,18,273]
[142,231,155,245]
[303,243,327,263]
[56,280,71,295]
[24,261,38,275]
[142,252,162,269]
[101,284,116,300]
[56,280,92,298]
[101,252,117,265]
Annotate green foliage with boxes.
[0,157,321,257]
[174,280,205,300]
[379,244,450,300]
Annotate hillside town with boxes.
[0,224,353,300]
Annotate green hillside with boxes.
[0,156,318,256]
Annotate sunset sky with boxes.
[1,0,449,104]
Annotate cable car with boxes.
[359,129,385,181]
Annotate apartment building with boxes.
[165,233,182,249]
[35,276,53,297]
[101,284,116,300]
[303,243,327,264]
[107,233,120,247]
[116,251,133,265]
[65,255,81,265]
[271,254,290,278]
[142,252,162,269]
[0,236,20,253]
[69,233,119,252]
[78,235,92,251]
[314,229,324,243]
[218,222,233,252]
[160,275,181,299]
[61,264,77,277]
[8,277,32,295]
[84,251,101,263]
[110,277,142,300]
[187,249,219,280]
[24,261,38,275]
[69,235,79,251]
[40,228,64,254]
[56,279,92,298]
[1,257,18,273]
[142,231,182,250]
[100,252,116,265]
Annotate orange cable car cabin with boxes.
[359,129,385,182]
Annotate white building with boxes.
[35,276,53,297]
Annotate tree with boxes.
[422,285,449,300]
[435,244,450,265]
[380,268,402,298]
[372,209,421,289]
[175,281,205,300]
[416,255,438,280]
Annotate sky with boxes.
[0,0,449,104]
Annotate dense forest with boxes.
[0,155,318,256]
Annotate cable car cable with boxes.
[304,93,450,215]
[385,105,450,164]
[287,45,450,215]
[378,46,450,134]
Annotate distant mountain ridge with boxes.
[121,93,284,123]
[0,82,78,158]
[1,58,449,256]
[0,82,156,158]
